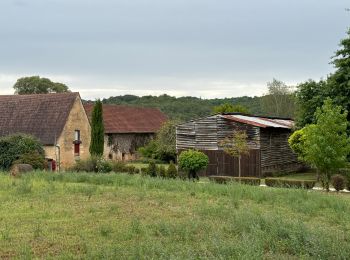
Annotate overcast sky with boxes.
[0,0,349,99]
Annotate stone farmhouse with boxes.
[0,92,91,170]
[84,104,167,161]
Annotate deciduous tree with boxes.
[13,76,70,94]
[219,130,249,178]
[303,98,350,191]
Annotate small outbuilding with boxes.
[176,113,300,177]
[84,104,167,161]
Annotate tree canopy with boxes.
[303,99,350,190]
[13,76,70,94]
[213,103,249,114]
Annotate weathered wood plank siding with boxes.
[260,128,299,174]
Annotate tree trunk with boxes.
[238,155,241,183]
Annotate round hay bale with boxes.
[10,164,33,177]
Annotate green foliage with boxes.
[220,130,249,158]
[13,76,70,94]
[260,78,296,118]
[296,30,350,127]
[303,99,350,190]
[178,150,209,179]
[167,161,178,179]
[209,176,261,186]
[331,174,346,192]
[138,120,177,162]
[295,80,327,127]
[14,152,46,170]
[146,161,158,177]
[213,103,249,114]
[158,165,167,178]
[89,100,105,156]
[100,94,263,121]
[71,156,112,173]
[0,134,45,170]
[288,128,307,161]
[265,178,316,189]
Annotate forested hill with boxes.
[101,94,263,121]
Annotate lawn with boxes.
[0,172,350,259]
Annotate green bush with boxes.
[158,165,167,178]
[233,177,261,186]
[111,161,129,173]
[0,134,45,171]
[14,151,46,170]
[209,176,234,184]
[209,176,261,186]
[331,174,346,192]
[71,156,112,173]
[178,150,209,180]
[147,161,158,177]
[338,168,350,190]
[167,161,178,179]
[265,178,315,189]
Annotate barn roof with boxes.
[0,92,79,145]
[221,114,294,129]
[84,104,167,134]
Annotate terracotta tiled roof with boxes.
[84,104,167,134]
[0,92,79,145]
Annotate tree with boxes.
[0,134,45,170]
[288,128,307,161]
[138,120,178,162]
[13,76,70,94]
[261,78,296,118]
[213,103,249,114]
[219,130,249,179]
[303,98,350,191]
[89,100,105,156]
[327,28,350,122]
[178,150,209,180]
[154,120,178,162]
[295,80,327,127]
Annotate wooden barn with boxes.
[84,104,167,161]
[176,113,300,177]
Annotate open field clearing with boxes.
[0,172,349,259]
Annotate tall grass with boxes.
[0,171,349,258]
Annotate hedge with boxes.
[209,176,261,186]
[265,178,315,189]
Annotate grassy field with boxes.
[0,172,350,259]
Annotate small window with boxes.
[74,143,80,156]
[75,130,81,141]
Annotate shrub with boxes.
[0,134,44,171]
[331,174,346,192]
[209,176,261,186]
[178,150,209,180]
[233,177,261,186]
[265,178,315,189]
[96,158,112,173]
[140,167,148,175]
[14,152,46,170]
[158,165,167,178]
[71,156,112,173]
[209,176,234,184]
[338,168,350,190]
[111,161,129,173]
[167,161,178,179]
[146,161,158,177]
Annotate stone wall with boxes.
[44,96,91,170]
[104,133,154,161]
